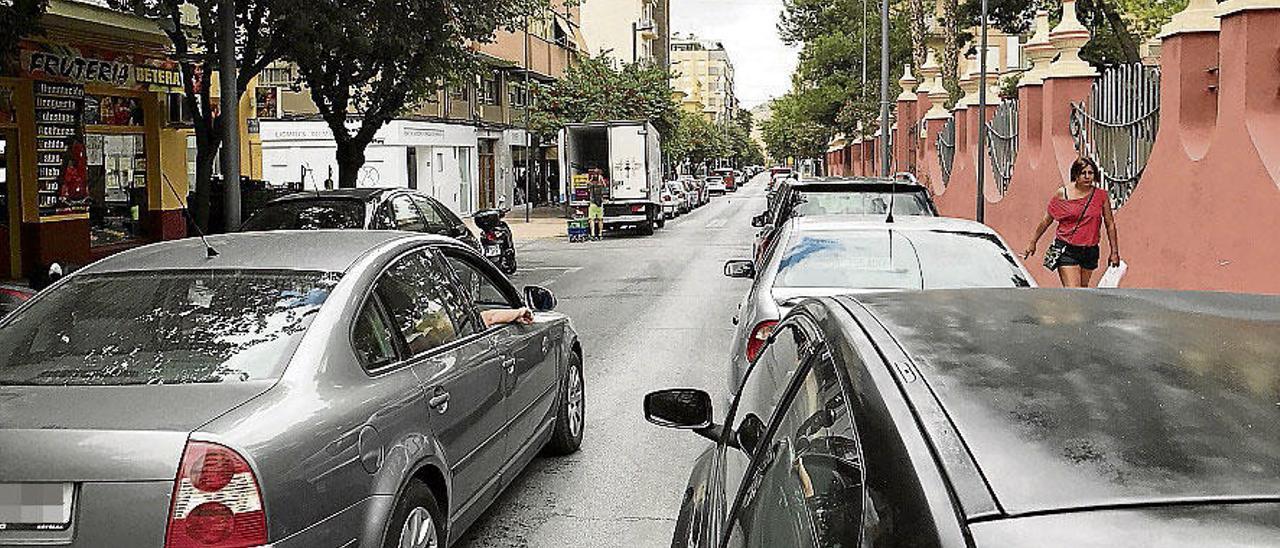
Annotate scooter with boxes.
[473,207,517,275]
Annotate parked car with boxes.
[0,283,34,318]
[754,176,939,262]
[649,289,1280,547]
[705,176,727,195]
[663,182,687,218]
[0,231,585,547]
[239,188,481,252]
[682,178,707,208]
[768,166,793,190]
[726,215,1032,392]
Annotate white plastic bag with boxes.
[1097,260,1128,288]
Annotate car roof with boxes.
[788,214,996,234]
[786,176,927,191]
[271,188,399,203]
[78,230,433,275]
[843,289,1280,517]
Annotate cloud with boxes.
[671,0,799,109]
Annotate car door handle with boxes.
[502,356,517,374]
[428,389,450,413]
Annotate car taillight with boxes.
[745,320,779,363]
[165,441,267,548]
[483,231,498,242]
[631,204,646,213]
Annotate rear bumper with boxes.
[604,214,648,224]
[273,495,393,548]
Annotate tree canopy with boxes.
[0,0,48,73]
[760,93,831,164]
[273,0,547,188]
[530,54,679,144]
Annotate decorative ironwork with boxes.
[937,117,956,186]
[1070,64,1161,209]
[986,98,1019,196]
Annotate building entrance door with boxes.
[478,139,496,209]
[0,130,14,277]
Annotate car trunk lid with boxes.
[0,382,272,481]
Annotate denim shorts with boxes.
[1055,240,1100,270]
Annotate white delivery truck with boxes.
[560,120,664,235]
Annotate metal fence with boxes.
[986,99,1019,196]
[1070,64,1161,209]
[938,117,956,186]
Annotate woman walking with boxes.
[1021,158,1121,288]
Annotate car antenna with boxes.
[161,173,219,259]
[885,174,897,224]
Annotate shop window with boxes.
[85,95,143,127]
[87,134,147,247]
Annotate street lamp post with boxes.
[219,0,240,228]
[976,0,989,222]
[879,0,890,177]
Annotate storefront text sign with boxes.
[33,81,89,217]
[19,41,182,92]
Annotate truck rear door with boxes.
[608,125,648,201]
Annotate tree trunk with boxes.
[941,0,960,102]
[192,133,219,232]
[908,0,928,71]
[335,139,367,188]
[1093,0,1141,63]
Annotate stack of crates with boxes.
[567,218,590,242]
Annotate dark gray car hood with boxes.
[0,382,273,481]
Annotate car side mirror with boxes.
[524,285,557,312]
[644,389,713,430]
[751,214,766,228]
[724,260,755,279]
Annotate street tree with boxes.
[667,110,726,172]
[0,0,48,72]
[272,0,547,188]
[760,93,830,165]
[110,0,285,230]
[530,53,679,150]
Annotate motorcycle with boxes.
[473,207,517,275]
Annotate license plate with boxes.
[485,247,501,257]
[0,483,74,531]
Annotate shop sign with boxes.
[19,41,182,92]
[33,81,89,217]
[255,87,279,119]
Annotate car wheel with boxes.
[384,480,444,548]
[640,215,656,235]
[545,352,585,455]
[655,214,666,229]
[502,255,517,275]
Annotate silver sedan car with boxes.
[724,215,1034,393]
[0,231,584,547]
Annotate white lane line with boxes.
[705,219,728,229]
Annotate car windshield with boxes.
[792,191,932,216]
[0,270,340,386]
[240,199,366,231]
[774,230,1030,289]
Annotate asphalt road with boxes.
[455,174,769,547]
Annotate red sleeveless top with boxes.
[1048,188,1107,247]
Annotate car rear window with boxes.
[774,230,1029,289]
[792,191,933,217]
[0,270,340,386]
[240,199,365,231]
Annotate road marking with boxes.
[705,219,728,229]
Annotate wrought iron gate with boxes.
[1069,64,1161,209]
[986,99,1019,196]
[938,117,956,186]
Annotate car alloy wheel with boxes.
[567,362,584,439]
[398,507,439,548]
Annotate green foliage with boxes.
[778,0,913,139]
[0,0,48,74]
[760,93,831,163]
[273,0,546,187]
[666,110,725,169]
[530,54,679,143]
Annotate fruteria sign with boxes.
[18,41,182,92]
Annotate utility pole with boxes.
[219,0,241,229]
[524,13,532,223]
[976,0,989,222]
[879,0,890,177]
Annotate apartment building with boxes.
[256,2,584,214]
[580,0,670,67]
[669,35,738,125]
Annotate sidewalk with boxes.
[464,213,569,242]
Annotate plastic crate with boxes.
[567,219,590,242]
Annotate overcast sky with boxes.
[671,0,799,109]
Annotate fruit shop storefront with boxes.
[0,5,187,281]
